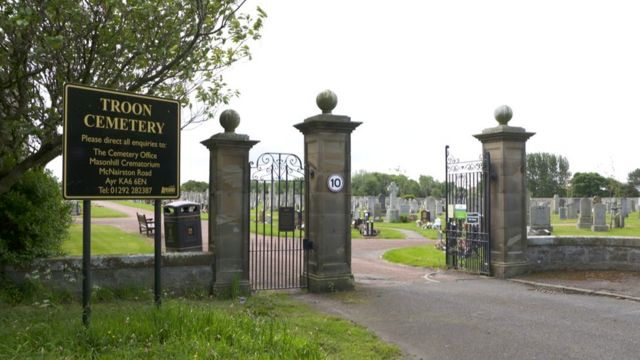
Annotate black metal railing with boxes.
[445,146,491,275]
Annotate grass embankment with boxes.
[0,293,401,359]
[63,224,153,255]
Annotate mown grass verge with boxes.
[382,244,446,269]
[0,292,401,359]
[77,203,128,218]
[63,224,153,255]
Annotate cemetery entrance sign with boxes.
[63,83,180,199]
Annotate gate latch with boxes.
[303,238,313,250]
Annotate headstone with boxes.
[613,212,625,228]
[378,194,386,212]
[425,197,437,221]
[367,196,376,218]
[386,182,400,222]
[621,198,629,218]
[559,198,566,207]
[529,205,552,235]
[591,203,608,232]
[559,207,567,219]
[577,198,592,229]
[420,209,430,222]
[552,194,560,214]
[566,202,577,219]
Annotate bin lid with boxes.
[164,201,201,212]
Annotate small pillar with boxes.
[294,90,361,292]
[474,106,535,278]
[201,110,258,295]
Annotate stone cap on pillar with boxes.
[201,109,259,149]
[294,90,361,134]
[473,105,535,143]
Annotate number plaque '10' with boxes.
[327,174,344,193]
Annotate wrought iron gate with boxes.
[445,146,491,275]
[249,152,307,290]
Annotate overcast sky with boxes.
[49,0,640,183]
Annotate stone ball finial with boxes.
[316,90,338,114]
[494,105,513,125]
[219,109,240,133]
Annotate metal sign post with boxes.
[63,83,180,325]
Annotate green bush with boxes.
[0,170,71,266]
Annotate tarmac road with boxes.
[298,271,640,359]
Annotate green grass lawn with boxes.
[0,293,401,359]
[550,211,640,237]
[63,224,153,255]
[77,203,128,218]
[382,244,446,269]
[116,200,210,220]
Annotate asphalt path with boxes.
[297,270,640,359]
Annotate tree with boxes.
[607,177,639,198]
[627,168,640,187]
[569,172,608,197]
[526,153,571,197]
[0,169,71,266]
[418,175,445,198]
[181,180,208,192]
[0,0,265,195]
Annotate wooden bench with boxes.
[136,213,155,236]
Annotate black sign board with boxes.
[63,83,180,199]
[278,207,295,232]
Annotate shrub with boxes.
[0,170,71,266]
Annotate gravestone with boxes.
[559,207,567,219]
[425,197,437,221]
[577,198,592,229]
[591,203,608,232]
[552,194,560,214]
[386,182,400,222]
[566,202,577,219]
[378,194,386,212]
[420,209,430,223]
[529,205,552,235]
[621,198,629,218]
[367,196,376,218]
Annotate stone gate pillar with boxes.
[474,106,535,278]
[201,110,258,295]
[294,90,361,292]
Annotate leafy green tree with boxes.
[569,172,608,197]
[352,171,440,198]
[0,0,265,195]
[607,177,640,198]
[0,170,71,266]
[418,175,445,198]
[526,153,571,197]
[181,180,208,193]
[627,169,640,187]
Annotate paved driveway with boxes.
[299,238,640,359]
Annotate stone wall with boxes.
[527,236,640,272]
[3,252,214,294]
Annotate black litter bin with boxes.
[164,201,202,252]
